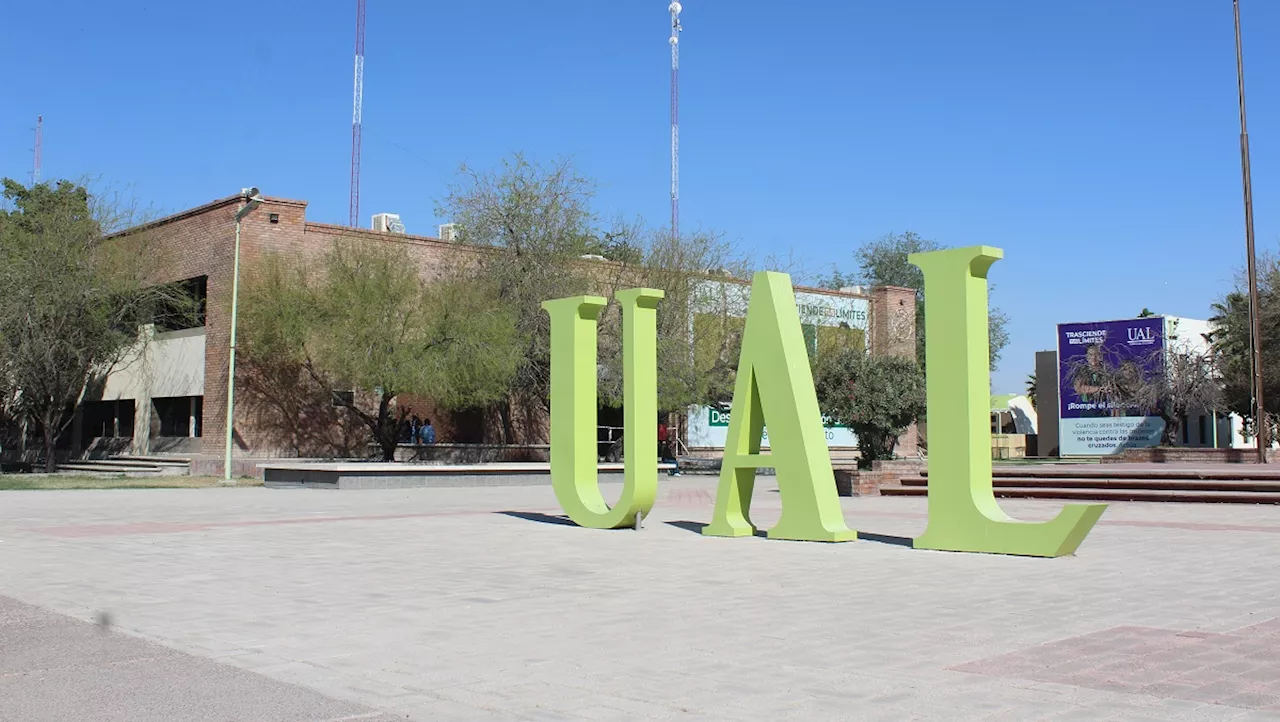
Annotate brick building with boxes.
[84,193,915,473]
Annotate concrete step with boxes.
[56,462,165,477]
[880,486,1280,504]
[77,459,167,469]
[111,455,192,468]
[900,477,1280,494]
[921,465,1280,481]
[58,457,192,477]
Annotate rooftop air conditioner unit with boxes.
[438,223,460,242]
[371,213,406,234]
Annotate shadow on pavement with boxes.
[856,531,914,548]
[668,520,912,546]
[497,511,578,527]
[665,520,768,538]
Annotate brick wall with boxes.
[869,285,917,359]
[868,284,919,458]
[833,468,899,496]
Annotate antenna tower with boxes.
[33,115,43,184]
[350,0,366,227]
[669,2,682,239]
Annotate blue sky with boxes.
[3,0,1279,394]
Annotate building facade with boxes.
[85,193,915,472]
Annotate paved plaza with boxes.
[1,478,1279,720]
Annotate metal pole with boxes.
[1233,0,1267,463]
[224,213,244,483]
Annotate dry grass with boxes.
[0,475,263,491]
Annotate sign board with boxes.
[687,405,857,448]
[693,281,869,325]
[1057,317,1166,455]
[688,282,868,450]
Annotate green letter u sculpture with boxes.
[542,288,664,529]
[909,246,1106,556]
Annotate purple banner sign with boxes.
[1057,317,1165,455]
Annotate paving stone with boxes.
[1,480,1280,719]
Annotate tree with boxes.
[1026,373,1038,410]
[615,229,748,413]
[239,238,521,460]
[0,179,193,471]
[815,350,926,468]
[437,154,642,442]
[1208,253,1280,439]
[818,231,1010,372]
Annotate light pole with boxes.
[1233,1,1267,462]
[224,188,263,483]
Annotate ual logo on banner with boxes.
[541,248,1106,557]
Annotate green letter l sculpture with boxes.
[909,246,1106,556]
[542,288,664,529]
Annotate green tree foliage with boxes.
[0,179,191,471]
[630,231,748,414]
[437,154,747,441]
[1025,373,1038,410]
[1209,254,1280,436]
[815,350,926,469]
[818,231,1010,372]
[239,238,521,460]
[437,154,645,441]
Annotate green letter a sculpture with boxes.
[702,272,856,542]
[542,288,664,529]
[909,246,1106,556]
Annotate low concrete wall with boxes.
[260,462,674,490]
[190,456,308,479]
[381,444,550,464]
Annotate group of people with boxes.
[399,414,436,445]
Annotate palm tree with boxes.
[1026,374,1038,410]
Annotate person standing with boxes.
[419,418,436,445]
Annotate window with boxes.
[154,276,208,332]
[81,400,136,438]
[153,396,202,437]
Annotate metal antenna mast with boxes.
[1233,0,1267,461]
[32,115,43,184]
[350,0,366,227]
[669,2,682,239]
